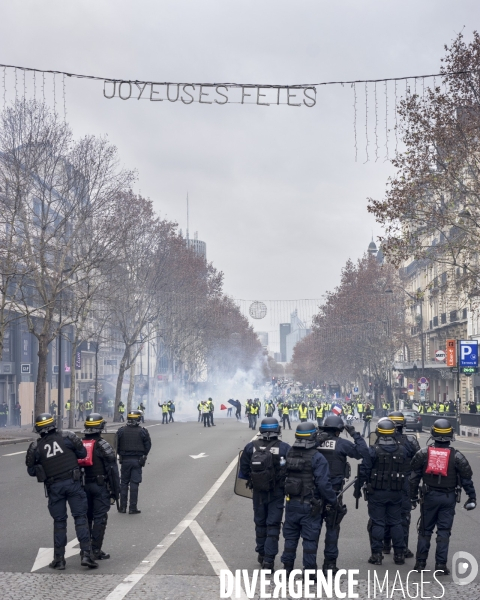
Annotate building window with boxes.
[433,316,439,327]
[449,310,458,322]
[462,308,468,319]
[441,313,447,324]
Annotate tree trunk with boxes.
[69,340,77,429]
[114,346,129,422]
[35,335,49,415]
[127,359,136,413]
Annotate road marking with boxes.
[190,452,208,459]
[190,520,248,600]
[104,433,256,600]
[2,450,27,456]
[32,537,80,572]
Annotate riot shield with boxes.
[234,451,253,499]
[101,431,117,452]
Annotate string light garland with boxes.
[0,62,474,162]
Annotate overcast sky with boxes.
[1,1,479,341]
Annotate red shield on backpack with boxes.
[425,446,450,477]
[78,439,95,467]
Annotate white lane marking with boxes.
[104,433,256,600]
[190,452,208,459]
[2,451,27,456]
[190,520,249,600]
[32,537,79,572]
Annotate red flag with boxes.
[220,404,227,410]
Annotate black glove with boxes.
[345,425,356,436]
[411,498,419,510]
[464,498,477,511]
[139,455,147,467]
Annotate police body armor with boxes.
[422,447,457,491]
[370,442,408,492]
[118,426,145,454]
[37,432,80,479]
[84,440,107,479]
[317,435,348,487]
[284,443,318,500]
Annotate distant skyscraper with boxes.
[280,323,291,362]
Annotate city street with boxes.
[1,417,480,599]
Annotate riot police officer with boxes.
[281,422,337,575]
[317,416,371,573]
[82,413,120,560]
[116,409,151,514]
[239,417,291,570]
[25,413,97,569]
[410,418,476,574]
[361,419,409,566]
[383,411,420,558]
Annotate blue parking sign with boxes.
[459,340,479,367]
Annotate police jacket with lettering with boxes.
[116,424,151,456]
[363,439,410,492]
[410,442,476,500]
[26,430,86,479]
[239,438,291,497]
[317,432,371,489]
[83,433,117,478]
[284,440,337,505]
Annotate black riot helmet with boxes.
[84,413,106,434]
[127,410,143,425]
[259,417,281,439]
[321,415,345,432]
[388,411,406,429]
[295,421,317,441]
[431,418,454,442]
[375,418,396,437]
[34,412,56,435]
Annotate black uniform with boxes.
[26,430,93,559]
[239,438,291,567]
[383,431,420,555]
[362,439,410,559]
[317,431,370,565]
[281,441,337,570]
[83,432,120,558]
[116,423,151,511]
[410,443,476,566]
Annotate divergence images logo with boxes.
[452,551,478,586]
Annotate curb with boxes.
[0,437,34,446]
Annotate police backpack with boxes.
[250,440,276,492]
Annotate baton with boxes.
[338,476,357,497]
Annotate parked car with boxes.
[403,409,423,432]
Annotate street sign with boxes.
[21,364,31,374]
[417,377,430,391]
[408,383,414,390]
[352,386,359,395]
[420,382,427,390]
[435,350,446,362]
[459,340,479,368]
[446,339,456,367]
[462,367,477,376]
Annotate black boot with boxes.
[434,564,450,575]
[257,553,265,565]
[413,560,427,571]
[81,552,98,569]
[262,560,274,571]
[405,548,414,558]
[49,554,66,570]
[368,553,383,565]
[322,560,338,575]
[129,506,141,514]
[382,543,391,555]
[394,553,405,565]
[93,549,110,560]
[283,563,294,578]
[118,505,126,513]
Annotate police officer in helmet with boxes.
[25,413,98,569]
[239,417,291,570]
[116,409,152,514]
[410,418,476,574]
[361,419,409,566]
[317,415,370,574]
[82,413,120,560]
[382,411,420,558]
[281,422,337,577]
